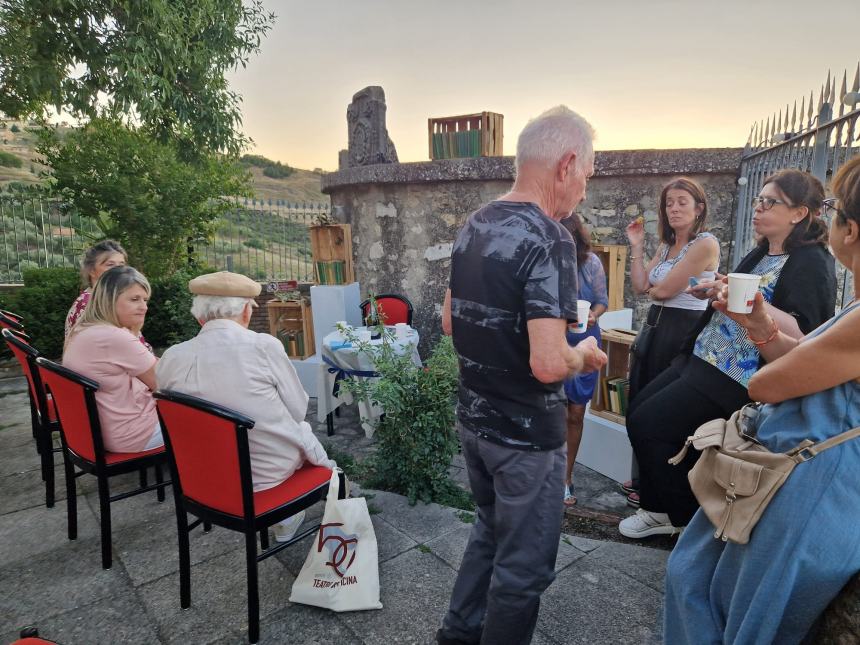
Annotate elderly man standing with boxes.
[156,272,336,542]
[437,106,607,645]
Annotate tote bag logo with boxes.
[318,522,358,577]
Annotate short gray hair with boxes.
[516,105,595,172]
[190,295,254,322]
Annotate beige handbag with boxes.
[669,405,860,545]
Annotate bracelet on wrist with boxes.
[748,316,779,346]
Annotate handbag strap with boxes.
[788,425,860,462]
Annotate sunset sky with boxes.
[229,0,860,171]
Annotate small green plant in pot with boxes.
[339,331,460,505]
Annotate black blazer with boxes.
[680,242,837,360]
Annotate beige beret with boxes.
[188,272,262,297]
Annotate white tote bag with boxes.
[289,470,383,611]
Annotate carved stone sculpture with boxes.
[346,86,398,167]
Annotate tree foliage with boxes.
[0,0,274,155]
[38,117,250,278]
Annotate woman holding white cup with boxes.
[559,214,608,506]
[619,169,837,540]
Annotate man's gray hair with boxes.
[515,105,595,172]
[191,295,254,322]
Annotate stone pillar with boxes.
[343,86,398,169]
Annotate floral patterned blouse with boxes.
[65,289,153,352]
[693,253,789,387]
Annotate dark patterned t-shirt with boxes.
[449,201,579,450]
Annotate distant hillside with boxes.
[0,119,328,204]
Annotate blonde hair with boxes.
[66,266,150,350]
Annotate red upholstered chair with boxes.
[359,293,414,326]
[154,390,346,644]
[35,357,169,570]
[2,329,61,507]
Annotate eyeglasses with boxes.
[823,198,846,219]
[751,196,790,211]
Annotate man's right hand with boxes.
[567,336,607,374]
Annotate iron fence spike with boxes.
[791,100,797,133]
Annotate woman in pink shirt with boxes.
[63,266,162,453]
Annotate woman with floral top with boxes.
[619,168,836,540]
[65,240,152,351]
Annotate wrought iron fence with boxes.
[733,63,860,307]
[0,195,329,284]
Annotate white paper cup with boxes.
[356,329,372,343]
[573,300,591,333]
[727,273,761,314]
[394,322,410,339]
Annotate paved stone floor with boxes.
[0,370,668,644]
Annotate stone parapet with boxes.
[322,148,743,193]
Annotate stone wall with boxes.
[322,149,743,350]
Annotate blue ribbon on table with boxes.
[321,354,379,398]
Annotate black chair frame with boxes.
[359,293,414,326]
[35,357,170,570]
[0,310,25,332]
[2,329,62,507]
[155,389,346,644]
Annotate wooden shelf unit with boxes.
[589,328,636,424]
[592,244,628,311]
[428,112,503,160]
[267,299,315,360]
[309,224,354,285]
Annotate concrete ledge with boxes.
[322,148,744,192]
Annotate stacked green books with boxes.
[432,130,482,159]
[277,329,305,357]
[605,377,631,415]
[316,260,345,285]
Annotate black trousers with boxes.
[626,359,750,527]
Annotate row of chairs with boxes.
[1,316,345,644]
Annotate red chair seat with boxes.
[104,445,166,465]
[252,465,333,516]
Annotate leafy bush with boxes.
[0,150,22,168]
[143,267,215,350]
[10,124,20,133]
[13,267,80,358]
[340,333,461,504]
[38,117,250,279]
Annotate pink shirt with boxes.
[63,324,158,453]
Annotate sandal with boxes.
[563,483,577,506]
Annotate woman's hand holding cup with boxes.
[712,287,772,338]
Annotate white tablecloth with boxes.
[316,326,421,437]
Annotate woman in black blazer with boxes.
[619,169,837,539]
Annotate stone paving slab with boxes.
[0,373,670,644]
[0,591,162,645]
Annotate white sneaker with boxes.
[273,510,306,543]
[618,509,684,539]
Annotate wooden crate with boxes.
[310,224,354,285]
[428,112,503,160]
[589,328,636,424]
[267,299,315,360]
[593,244,628,311]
